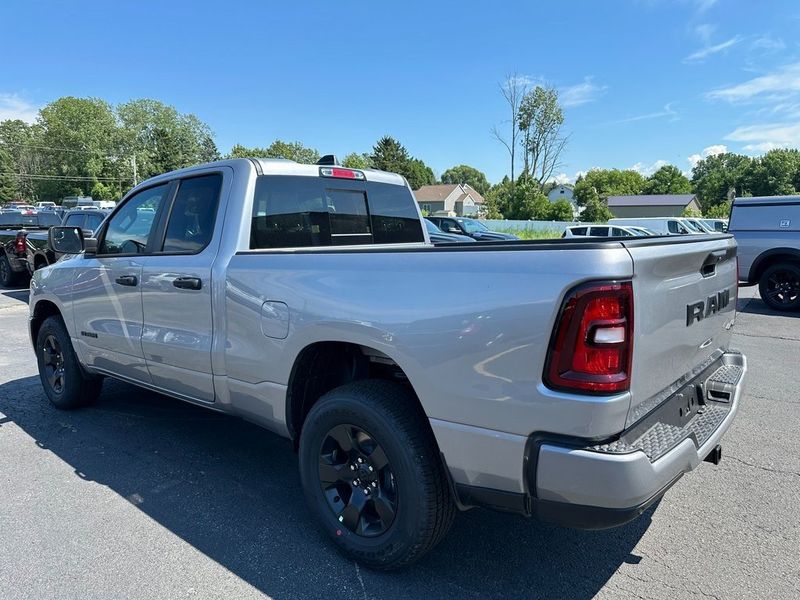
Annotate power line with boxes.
[0,141,126,160]
[0,172,130,182]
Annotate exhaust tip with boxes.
[704,444,722,465]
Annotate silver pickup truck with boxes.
[30,158,747,569]
[729,195,800,311]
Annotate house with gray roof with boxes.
[607,194,701,218]
[413,183,485,216]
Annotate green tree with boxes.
[573,169,646,206]
[342,152,373,169]
[440,164,490,195]
[548,198,574,221]
[479,194,504,219]
[227,140,318,164]
[704,203,731,218]
[0,146,19,202]
[487,175,549,220]
[691,152,752,211]
[404,158,436,189]
[370,136,410,173]
[682,207,703,218]
[580,198,613,222]
[743,148,800,197]
[119,100,220,180]
[36,97,121,199]
[643,164,691,194]
[517,86,566,185]
[370,136,435,189]
[0,119,43,200]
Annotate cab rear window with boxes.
[250,175,423,249]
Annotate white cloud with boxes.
[629,159,669,176]
[706,62,800,102]
[687,144,727,169]
[750,36,786,54]
[0,93,39,123]
[724,122,800,152]
[552,173,571,185]
[685,36,743,62]
[609,102,678,125]
[560,77,608,107]
[693,0,718,12]
[693,23,716,44]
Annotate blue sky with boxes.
[2,0,799,184]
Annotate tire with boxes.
[299,380,455,570]
[758,263,800,311]
[0,253,18,287]
[36,315,103,409]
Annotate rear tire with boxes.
[36,316,103,409]
[299,380,455,570]
[758,263,800,311]
[0,253,18,288]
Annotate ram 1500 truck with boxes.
[0,211,62,286]
[30,158,747,570]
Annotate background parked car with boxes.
[702,218,728,232]
[424,219,475,243]
[609,217,703,235]
[729,195,800,311]
[426,216,518,241]
[562,224,645,238]
[0,211,63,285]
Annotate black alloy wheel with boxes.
[760,263,800,311]
[318,424,397,537]
[41,334,66,394]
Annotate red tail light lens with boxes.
[319,167,366,180]
[544,281,633,394]
[14,232,26,254]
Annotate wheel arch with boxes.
[30,299,64,349]
[284,340,425,443]
[749,248,800,284]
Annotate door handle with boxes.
[173,276,202,290]
[115,275,138,287]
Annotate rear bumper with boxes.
[448,351,746,529]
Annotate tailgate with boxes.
[623,235,737,426]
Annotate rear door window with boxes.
[162,174,222,253]
[250,176,423,249]
[569,227,587,236]
[589,226,608,236]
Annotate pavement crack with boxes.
[725,454,800,478]
[353,561,367,600]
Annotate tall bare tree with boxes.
[518,86,567,186]
[491,73,527,186]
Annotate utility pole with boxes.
[131,154,138,186]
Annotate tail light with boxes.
[544,281,633,394]
[14,232,27,254]
[319,167,365,180]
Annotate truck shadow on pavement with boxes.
[0,375,654,600]
[0,287,30,304]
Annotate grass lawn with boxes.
[496,227,563,240]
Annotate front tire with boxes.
[759,263,800,311]
[36,316,103,409]
[299,380,455,570]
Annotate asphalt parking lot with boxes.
[0,284,798,600]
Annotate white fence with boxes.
[478,219,584,232]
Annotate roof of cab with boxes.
[734,195,800,206]
[130,157,407,193]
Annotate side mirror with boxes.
[48,226,91,255]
